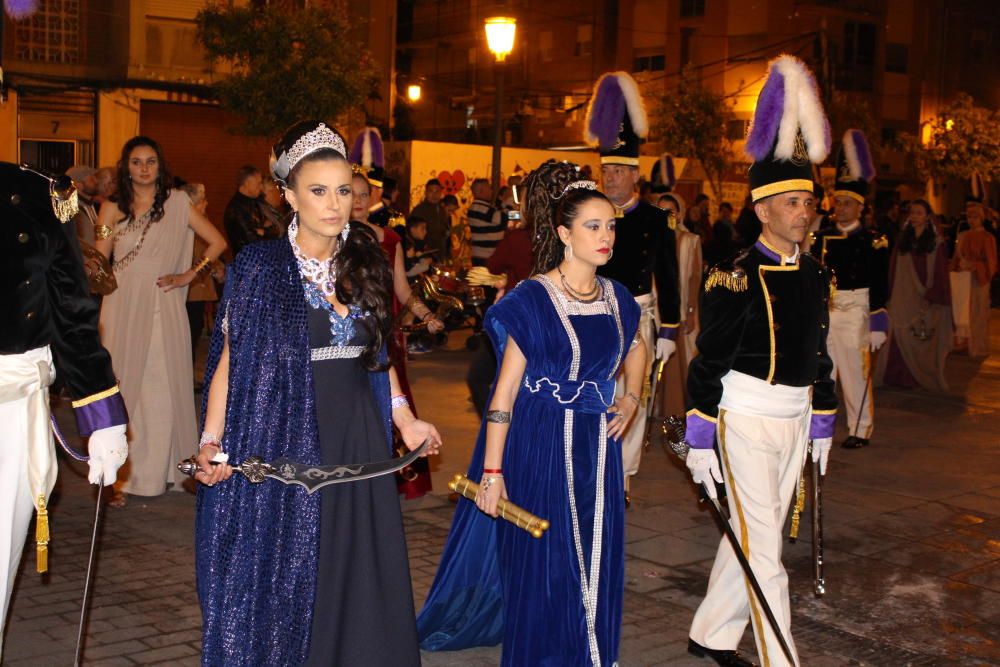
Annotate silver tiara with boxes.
[271,123,347,181]
[553,179,598,200]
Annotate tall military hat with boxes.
[584,72,649,167]
[833,129,875,203]
[650,153,676,192]
[745,55,831,202]
[349,126,386,188]
[967,172,987,205]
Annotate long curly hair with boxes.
[897,199,938,255]
[115,136,173,224]
[273,121,393,371]
[523,159,612,274]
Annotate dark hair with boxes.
[694,193,710,205]
[471,178,490,190]
[115,136,173,224]
[523,160,612,275]
[719,202,733,212]
[272,120,393,371]
[406,214,427,229]
[425,178,442,189]
[897,198,937,255]
[658,193,680,209]
[442,194,458,207]
[236,165,261,188]
[352,170,372,193]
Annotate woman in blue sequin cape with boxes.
[193,120,441,666]
[417,166,643,666]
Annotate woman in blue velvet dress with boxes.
[191,121,441,666]
[417,160,645,666]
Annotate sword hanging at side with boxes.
[662,416,797,667]
[177,439,430,493]
[642,358,667,451]
[811,453,826,596]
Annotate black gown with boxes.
[303,304,420,666]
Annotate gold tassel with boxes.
[704,267,748,293]
[789,475,806,540]
[36,495,49,573]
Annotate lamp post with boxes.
[484,16,516,194]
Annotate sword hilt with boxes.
[176,455,271,483]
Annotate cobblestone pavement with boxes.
[3,320,999,666]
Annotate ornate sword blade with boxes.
[74,476,104,667]
[812,457,826,596]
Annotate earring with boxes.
[607,248,613,260]
[564,244,573,261]
[341,222,350,244]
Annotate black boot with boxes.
[688,639,758,666]
[841,435,870,449]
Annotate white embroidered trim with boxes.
[310,345,364,361]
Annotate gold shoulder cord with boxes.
[872,234,889,250]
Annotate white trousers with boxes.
[828,289,873,438]
[617,292,656,481]
[689,408,809,667]
[0,347,55,658]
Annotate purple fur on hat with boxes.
[368,128,384,168]
[588,75,626,150]
[348,132,365,165]
[4,0,38,19]
[745,68,785,161]
[849,129,875,181]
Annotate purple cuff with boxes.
[809,412,835,440]
[74,393,128,437]
[869,310,889,333]
[658,324,679,341]
[685,412,717,450]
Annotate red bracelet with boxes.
[483,468,503,474]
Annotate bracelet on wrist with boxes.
[391,394,409,410]
[192,256,211,276]
[483,468,503,474]
[625,392,640,406]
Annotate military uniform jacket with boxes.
[0,162,126,436]
[597,198,681,338]
[368,201,405,229]
[684,240,837,449]
[812,224,890,331]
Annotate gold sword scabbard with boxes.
[449,474,551,538]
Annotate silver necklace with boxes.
[288,215,349,297]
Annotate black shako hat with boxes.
[745,55,831,202]
[833,129,875,203]
[584,72,649,167]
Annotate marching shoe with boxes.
[841,435,870,449]
[688,639,757,666]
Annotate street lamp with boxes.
[485,16,516,193]
[407,84,422,103]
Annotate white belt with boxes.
[0,346,58,513]
[832,287,869,312]
[311,345,364,361]
[719,370,810,420]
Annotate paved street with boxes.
[3,317,1000,666]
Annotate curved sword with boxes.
[177,439,430,494]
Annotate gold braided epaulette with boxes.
[704,265,748,293]
[871,234,889,250]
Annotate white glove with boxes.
[655,338,676,361]
[685,448,723,499]
[811,438,832,475]
[87,424,128,486]
[869,330,887,352]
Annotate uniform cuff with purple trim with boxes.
[72,387,128,437]
[658,323,679,341]
[869,310,889,333]
[685,410,717,450]
[809,411,836,440]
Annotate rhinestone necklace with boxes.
[288,218,338,297]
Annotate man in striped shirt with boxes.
[467,178,506,266]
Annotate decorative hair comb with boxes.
[553,179,598,200]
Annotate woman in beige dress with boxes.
[95,137,227,505]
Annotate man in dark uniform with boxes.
[811,129,889,449]
[350,127,405,229]
[584,71,681,502]
[1,163,128,653]
[684,55,838,667]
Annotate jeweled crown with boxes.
[554,179,598,200]
[285,123,347,170]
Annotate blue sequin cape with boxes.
[416,276,640,666]
[195,240,392,666]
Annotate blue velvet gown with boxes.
[417,275,640,666]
